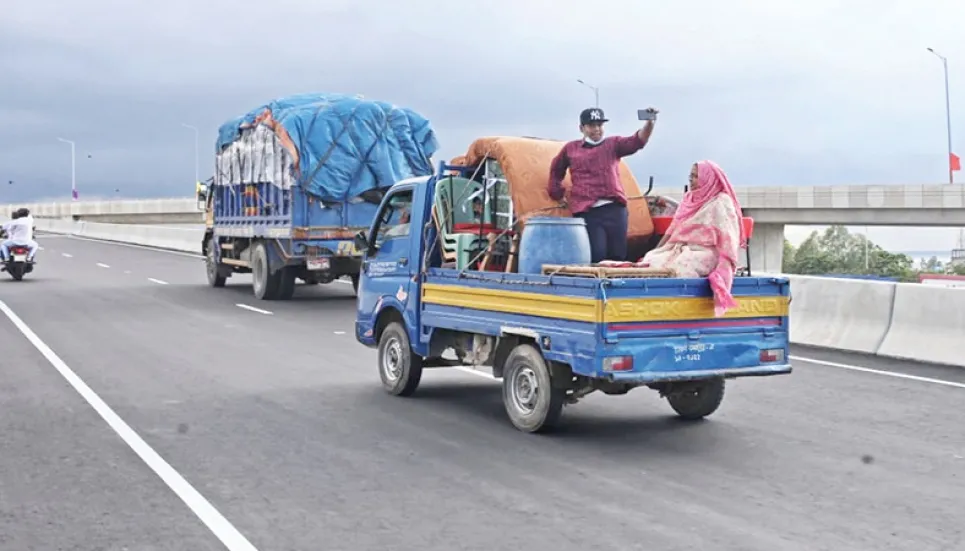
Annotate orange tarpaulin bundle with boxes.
[449,136,655,242]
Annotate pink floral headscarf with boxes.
[672,160,746,246]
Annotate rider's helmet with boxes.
[13,207,29,218]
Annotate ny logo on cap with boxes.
[589,110,603,120]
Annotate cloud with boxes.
[2,1,963,215]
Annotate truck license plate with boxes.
[307,257,331,271]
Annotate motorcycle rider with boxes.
[1,207,39,264]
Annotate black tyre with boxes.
[501,344,566,433]
[205,237,227,288]
[666,378,725,420]
[351,274,360,295]
[277,267,296,300]
[9,264,24,281]
[251,241,281,300]
[377,322,423,396]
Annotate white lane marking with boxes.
[452,357,965,390]
[791,355,965,390]
[333,331,346,335]
[454,366,497,380]
[96,262,110,268]
[236,304,273,315]
[124,270,132,274]
[0,300,260,551]
[62,253,73,258]
[148,278,169,285]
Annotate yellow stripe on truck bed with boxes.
[421,283,789,323]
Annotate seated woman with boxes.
[639,160,746,316]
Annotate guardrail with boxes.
[26,219,965,369]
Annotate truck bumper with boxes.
[603,363,793,384]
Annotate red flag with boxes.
[951,152,961,172]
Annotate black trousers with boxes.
[574,202,628,263]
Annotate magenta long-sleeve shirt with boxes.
[547,133,647,214]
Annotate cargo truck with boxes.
[202,93,439,300]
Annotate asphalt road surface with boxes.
[1,234,963,551]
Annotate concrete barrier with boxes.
[783,275,896,354]
[877,283,965,367]
[34,219,203,254]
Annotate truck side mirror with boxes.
[354,230,370,253]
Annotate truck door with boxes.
[357,186,417,327]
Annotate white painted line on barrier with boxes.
[65,234,202,258]
[791,355,965,389]
[96,262,110,268]
[0,300,260,551]
[62,253,73,258]
[148,278,169,285]
[236,304,273,315]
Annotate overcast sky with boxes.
[2,0,964,252]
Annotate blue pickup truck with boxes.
[202,93,438,299]
[352,164,792,433]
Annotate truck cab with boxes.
[354,176,430,351]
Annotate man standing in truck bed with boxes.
[547,106,657,263]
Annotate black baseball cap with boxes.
[580,107,608,125]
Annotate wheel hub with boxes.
[382,337,403,382]
[511,367,539,414]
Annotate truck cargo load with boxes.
[216,93,438,201]
[203,93,440,300]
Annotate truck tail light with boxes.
[760,348,785,363]
[603,356,634,372]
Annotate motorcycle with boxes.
[0,230,35,281]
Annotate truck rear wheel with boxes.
[666,378,725,420]
[501,344,565,433]
[377,322,423,396]
[251,241,282,300]
[277,267,296,300]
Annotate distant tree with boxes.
[919,256,943,273]
[782,239,796,273]
[784,225,914,280]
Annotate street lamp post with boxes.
[576,79,600,108]
[181,123,200,186]
[56,137,77,200]
[927,48,954,184]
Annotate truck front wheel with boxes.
[501,344,565,433]
[378,322,423,396]
[666,378,725,420]
[205,236,227,288]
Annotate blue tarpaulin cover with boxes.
[215,93,439,203]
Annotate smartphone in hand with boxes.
[637,109,657,121]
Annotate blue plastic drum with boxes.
[517,216,592,274]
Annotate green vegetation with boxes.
[782,225,965,280]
